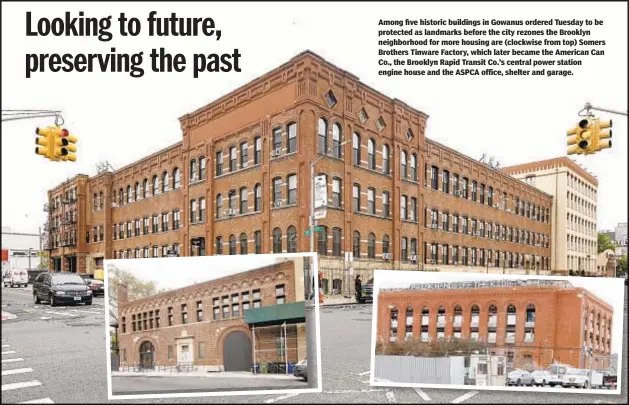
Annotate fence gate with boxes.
[223,331,253,372]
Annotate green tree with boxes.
[617,255,627,277]
[107,265,169,323]
[598,232,615,253]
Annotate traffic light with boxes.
[59,128,77,162]
[594,119,612,152]
[567,118,594,155]
[35,126,54,159]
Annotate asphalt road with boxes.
[2,284,627,404]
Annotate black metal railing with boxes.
[117,362,199,373]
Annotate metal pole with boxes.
[310,161,315,253]
[584,103,628,116]
[252,325,257,374]
[29,248,32,271]
[284,322,288,375]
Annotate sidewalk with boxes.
[321,296,359,306]
[111,370,297,380]
[1,310,17,321]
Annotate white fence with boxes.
[374,355,465,385]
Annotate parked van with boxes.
[3,268,29,288]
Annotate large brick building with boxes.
[502,157,598,275]
[376,279,614,371]
[43,50,553,294]
[117,259,307,372]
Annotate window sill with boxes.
[354,211,392,221]
[352,163,392,179]
[271,151,298,163]
[272,203,298,211]
[215,211,261,222]
[215,163,262,179]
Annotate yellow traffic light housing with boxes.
[35,126,54,159]
[34,126,76,161]
[567,118,594,155]
[595,119,612,152]
[59,129,77,161]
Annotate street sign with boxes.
[313,175,327,209]
[304,227,324,236]
[313,209,327,220]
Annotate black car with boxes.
[84,278,105,297]
[33,272,93,306]
[357,278,374,303]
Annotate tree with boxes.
[107,264,169,323]
[598,232,615,253]
[617,255,627,278]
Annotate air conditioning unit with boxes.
[454,191,460,197]
[431,224,437,229]
[411,255,418,263]
[273,148,283,157]
[242,161,249,168]
[430,259,435,264]
[274,200,283,208]
[227,208,236,216]
[382,253,392,260]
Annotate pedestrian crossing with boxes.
[0,339,54,403]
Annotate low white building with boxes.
[467,354,507,387]
[1,227,43,270]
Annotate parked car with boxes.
[562,368,590,389]
[602,373,617,389]
[84,278,105,297]
[531,370,553,386]
[3,268,28,288]
[293,358,307,381]
[358,278,374,303]
[33,272,92,306]
[507,369,534,386]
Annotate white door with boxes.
[179,345,192,364]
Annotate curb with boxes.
[321,302,373,309]
[111,372,298,380]
[1,311,17,321]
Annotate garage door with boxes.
[223,331,252,372]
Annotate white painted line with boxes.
[1,358,24,364]
[44,311,76,317]
[18,397,54,405]
[451,391,478,404]
[386,390,397,403]
[357,370,371,376]
[2,344,9,348]
[40,317,52,320]
[2,368,33,376]
[325,389,385,394]
[2,351,17,355]
[414,388,432,401]
[263,393,300,403]
[71,309,101,315]
[2,380,42,391]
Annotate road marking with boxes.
[40,317,52,320]
[2,368,33,376]
[45,311,77,317]
[385,390,397,403]
[2,344,9,348]
[1,380,42,391]
[357,370,371,376]
[1,358,24,364]
[263,393,300,403]
[451,391,478,403]
[414,388,432,401]
[325,389,385,394]
[71,309,101,315]
[19,399,55,404]
[2,351,17,355]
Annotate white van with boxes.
[3,268,29,288]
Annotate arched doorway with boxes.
[223,331,252,371]
[139,341,155,369]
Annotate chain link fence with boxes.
[252,323,307,375]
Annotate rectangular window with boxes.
[229,147,237,172]
[190,200,197,224]
[367,188,375,214]
[287,123,297,153]
[215,151,223,176]
[332,178,342,208]
[173,210,180,230]
[254,137,262,164]
[287,174,297,205]
[273,127,282,151]
[273,178,282,205]
[382,192,390,217]
[240,143,249,168]
[431,166,438,190]
[352,185,360,212]
[196,301,203,322]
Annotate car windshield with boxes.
[567,369,588,376]
[52,275,86,285]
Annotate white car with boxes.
[3,268,28,288]
[531,370,552,386]
[562,368,590,389]
[507,369,534,386]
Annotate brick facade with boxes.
[44,51,552,295]
[117,260,303,371]
[376,281,613,370]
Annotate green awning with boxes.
[244,301,306,326]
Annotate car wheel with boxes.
[85,299,92,306]
[49,294,56,307]
[516,378,521,386]
[33,293,40,304]
[583,381,588,389]
[542,380,546,386]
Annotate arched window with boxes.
[287,123,297,154]
[319,226,329,256]
[332,123,341,158]
[368,138,376,169]
[161,171,169,193]
[142,178,148,198]
[134,182,139,201]
[382,144,390,174]
[401,151,407,179]
[470,304,480,340]
[254,183,262,211]
[240,142,249,168]
[98,191,103,210]
[382,235,390,256]
[93,193,97,210]
[389,307,398,342]
[318,118,328,154]
[437,306,446,339]
[240,233,248,255]
[173,167,181,189]
[152,175,159,195]
[273,228,282,253]
[254,230,262,254]
[190,159,198,182]
[420,306,429,341]
[506,304,517,344]
[118,188,123,205]
[126,185,131,204]
[453,305,463,339]
[410,154,417,181]
[229,235,236,255]
[215,236,223,255]
[199,197,206,222]
[352,132,361,166]
[353,231,361,258]
[368,233,376,259]
[215,194,223,219]
[287,226,297,253]
[405,307,413,340]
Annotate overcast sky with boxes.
[1,2,627,234]
[375,270,625,354]
[106,254,287,291]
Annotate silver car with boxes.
[507,369,534,386]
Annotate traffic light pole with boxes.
[581,103,627,117]
[2,110,63,123]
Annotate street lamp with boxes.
[309,140,351,252]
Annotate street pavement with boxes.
[2,284,627,403]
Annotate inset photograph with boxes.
[370,270,624,394]
[105,253,321,399]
